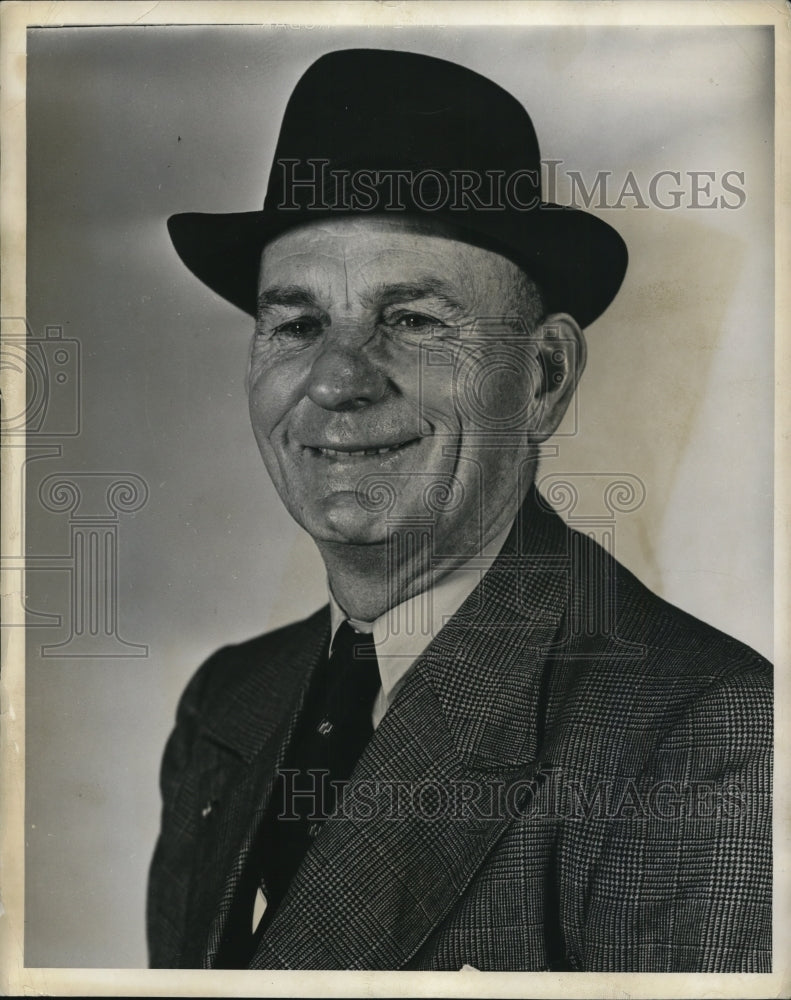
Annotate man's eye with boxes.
[390,312,444,330]
[273,316,322,338]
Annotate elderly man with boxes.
[147,49,772,972]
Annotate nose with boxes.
[305,337,388,412]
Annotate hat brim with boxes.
[167,205,627,330]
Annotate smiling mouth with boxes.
[305,438,421,458]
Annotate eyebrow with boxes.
[256,277,466,316]
[256,285,327,314]
[361,278,466,313]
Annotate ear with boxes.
[528,312,586,443]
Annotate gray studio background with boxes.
[24,25,773,967]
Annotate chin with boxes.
[304,496,389,546]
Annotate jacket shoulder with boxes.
[544,527,772,775]
[610,550,772,684]
[181,603,331,716]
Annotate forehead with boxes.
[258,217,523,298]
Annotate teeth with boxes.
[315,441,412,457]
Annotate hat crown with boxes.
[266,48,542,211]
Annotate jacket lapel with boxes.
[247,493,573,969]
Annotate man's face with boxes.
[248,217,580,555]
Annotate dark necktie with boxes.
[216,621,380,967]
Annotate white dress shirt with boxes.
[328,523,513,729]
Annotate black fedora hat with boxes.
[168,48,627,328]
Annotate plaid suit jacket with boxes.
[147,490,772,971]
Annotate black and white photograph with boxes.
[1,1,787,995]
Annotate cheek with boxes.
[409,359,462,434]
[247,355,302,441]
[247,375,296,495]
[452,349,542,434]
[247,374,278,441]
